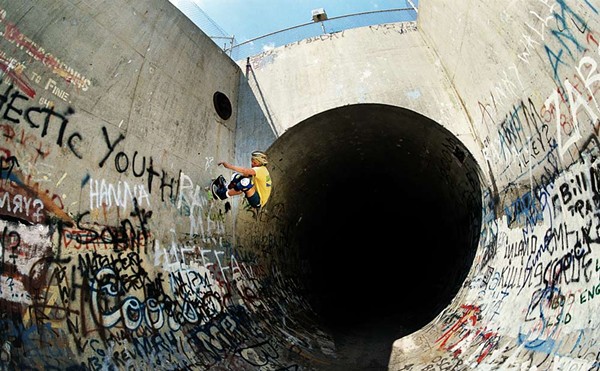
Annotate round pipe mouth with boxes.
[237,103,483,368]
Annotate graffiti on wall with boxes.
[0,5,332,371]
[418,1,600,370]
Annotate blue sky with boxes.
[181,0,417,43]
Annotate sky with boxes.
[183,0,417,43]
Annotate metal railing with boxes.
[225,6,419,62]
[169,0,235,50]
[169,0,419,62]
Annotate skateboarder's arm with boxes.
[218,162,256,177]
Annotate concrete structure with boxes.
[0,0,598,370]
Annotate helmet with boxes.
[251,151,268,166]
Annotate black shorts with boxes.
[246,192,261,208]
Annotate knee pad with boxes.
[231,173,253,191]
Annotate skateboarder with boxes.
[212,151,272,210]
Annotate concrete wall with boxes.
[236,22,484,172]
[390,0,600,369]
[0,1,312,369]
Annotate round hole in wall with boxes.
[259,104,482,362]
[213,91,232,120]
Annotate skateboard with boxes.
[211,175,228,200]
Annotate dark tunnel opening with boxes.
[264,104,482,368]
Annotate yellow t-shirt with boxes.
[253,166,272,206]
